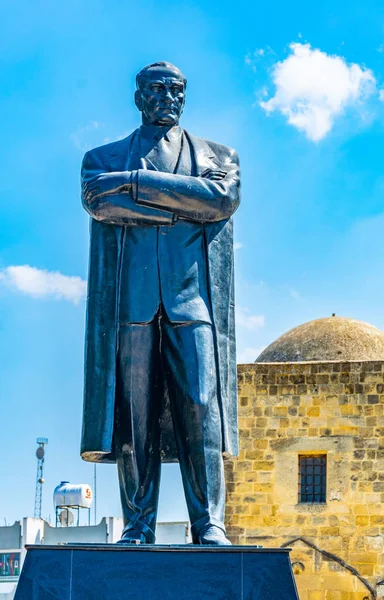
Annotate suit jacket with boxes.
[80,128,240,463]
[118,128,214,325]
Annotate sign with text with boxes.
[0,552,20,577]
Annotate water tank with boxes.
[53,481,93,508]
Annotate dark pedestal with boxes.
[15,544,300,599]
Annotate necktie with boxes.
[141,131,181,174]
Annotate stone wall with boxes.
[225,361,384,600]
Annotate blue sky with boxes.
[1,0,384,525]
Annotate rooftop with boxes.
[256,316,384,363]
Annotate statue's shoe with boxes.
[116,529,148,545]
[197,525,232,546]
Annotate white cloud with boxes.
[70,121,104,152]
[379,90,384,102]
[0,265,86,304]
[260,43,376,141]
[237,346,265,364]
[245,47,272,72]
[71,122,130,151]
[246,48,266,64]
[236,306,265,331]
[289,288,301,300]
[234,242,244,251]
[102,131,130,144]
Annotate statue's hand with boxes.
[83,172,132,202]
[201,168,227,181]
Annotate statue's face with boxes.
[135,69,186,126]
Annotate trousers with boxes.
[114,312,226,543]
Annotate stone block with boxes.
[15,544,300,600]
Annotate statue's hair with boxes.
[136,62,187,89]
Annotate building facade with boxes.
[225,317,384,600]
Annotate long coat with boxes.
[80,129,240,463]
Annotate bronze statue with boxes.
[80,62,240,545]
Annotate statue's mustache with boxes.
[157,103,177,109]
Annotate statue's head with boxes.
[135,62,187,126]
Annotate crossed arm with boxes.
[81,149,240,226]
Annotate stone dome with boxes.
[256,316,384,363]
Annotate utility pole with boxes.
[34,438,48,519]
[93,463,97,525]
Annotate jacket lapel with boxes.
[183,130,217,176]
[175,131,192,175]
[105,130,137,172]
[110,129,216,176]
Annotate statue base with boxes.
[15,544,300,599]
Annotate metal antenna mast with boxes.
[34,438,48,519]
